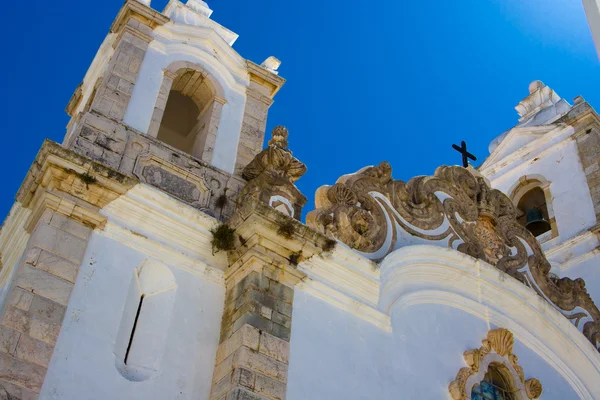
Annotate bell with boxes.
[525,208,551,237]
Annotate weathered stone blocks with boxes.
[0,209,92,395]
[211,266,296,400]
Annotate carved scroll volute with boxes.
[309,162,600,352]
[238,126,307,219]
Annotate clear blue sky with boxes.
[1,0,598,220]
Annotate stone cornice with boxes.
[110,0,169,35]
[0,141,138,297]
[148,38,249,95]
[559,101,600,134]
[480,124,575,178]
[16,140,137,233]
[246,61,286,98]
[100,184,228,277]
[227,199,327,274]
[227,198,390,330]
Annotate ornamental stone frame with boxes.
[449,328,543,400]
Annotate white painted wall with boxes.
[288,245,600,399]
[287,290,579,399]
[39,232,225,400]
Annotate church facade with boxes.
[0,1,599,399]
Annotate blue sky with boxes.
[1,0,598,220]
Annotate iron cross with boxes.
[452,141,477,168]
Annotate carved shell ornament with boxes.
[449,328,542,400]
[306,163,600,351]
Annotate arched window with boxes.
[449,328,542,400]
[509,177,556,239]
[471,365,516,400]
[150,67,224,162]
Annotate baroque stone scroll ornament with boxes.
[448,328,542,400]
[306,162,600,350]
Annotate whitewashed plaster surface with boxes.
[287,245,600,399]
[287,292,579,399]
[39,233,225,400]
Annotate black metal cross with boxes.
[452,141,477,168]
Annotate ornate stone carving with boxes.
[525,379,543,399]
[307,163,600,350]
[238,126,307,219]
[133,154,210,211]
[449,328,542,400]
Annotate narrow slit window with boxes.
[115,259,177,381]
[125,294,145,365]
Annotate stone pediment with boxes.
[307,162,600,351]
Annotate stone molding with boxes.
[229,198,392,331]
[308,163,600,351]
[109,0,169,35]
[246,61,286,98]
[100,184,228,278]
[66,83,83,117]
[379,245,600,398]
[544,230,600,273]
[480,124,574,177]
[17,141,136,232]
[449,328,542,400]
[149,28,249,95]
[0,205,31,291]
[0,140,137,293]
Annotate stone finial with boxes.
[261,56,282,75]
[515,80,570,125]
[268,126,289,149]
[186,0,213,17]
[138,0,151,6]
[528,80,545,94]
[238,127,307,219]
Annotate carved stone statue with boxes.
[238,126,306,219]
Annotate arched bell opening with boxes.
[517,187,551,237]
[510,178,557,240]
[149,66,225,163]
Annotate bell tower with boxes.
[64,0,285,219]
